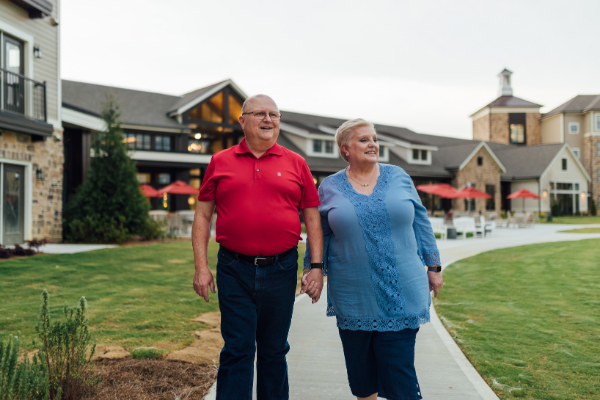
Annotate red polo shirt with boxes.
[198,138,320,255]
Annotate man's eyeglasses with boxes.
[241,111,281,121]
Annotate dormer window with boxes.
[311,139,335,156]
[412,149,428,161]
[325,141,334,154]
[313,139,322,153]
[568,122,579,134]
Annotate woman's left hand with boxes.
[427,270,443,298]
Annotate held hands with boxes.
[193,267,216,302]
[427,269,443,298]
[300,268,324,304]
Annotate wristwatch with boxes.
[427,265,442,272]
[310,262,325,270]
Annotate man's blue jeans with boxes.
[216,246,298,400]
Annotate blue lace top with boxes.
[303,164,440,331]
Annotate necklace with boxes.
[348,166,377,187]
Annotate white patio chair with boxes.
[149,210,168,223]
[176,210,195,235]
[167,213,184,234]
[474,216,485,238]
[453,217,476,239]
[428,217,447,240]
[484,217,496,236]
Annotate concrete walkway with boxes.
[206,223,600,399]
[39,243,117,254]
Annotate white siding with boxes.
[540,147,589,213]
[0,0,60,124]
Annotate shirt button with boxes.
[256,169,259,172]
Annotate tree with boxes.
[64,93,149,243]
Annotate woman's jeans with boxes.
[216,246,298,400]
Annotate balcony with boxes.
[0,68,53,138]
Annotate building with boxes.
[539,94,600,211]
[0,0,63,244]
[63,73,591,218]
[472,69,594,214]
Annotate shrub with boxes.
[64,93,149,243]
[139,218,166,241]
[25,239,48,253]
[551,204,561,217]
[36,290,98,400]
[13,245,35,257]
[591,199,597,216]
[65,215,130,244]
[131,347,164,360]
[0,246,12,259]
[0,334,52,400]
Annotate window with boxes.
[598,169,600,183]
[136,173,150,184]
[379,146,385,157]
[557,183,573,190]
[412,149,419,160]
[420,150,427,160]
[597,142,600,156]
[573,148,580,158]
[561,158,567,171]
[485,185,495,211]
[575,183,579,191]
[324,141,334,154]
[477,157,483,166]
[509,113,526,144]
[313,140,322,153]
[155,135,171,151]
[568,122,579,134]
[157,173,171,185]
[124,132,151,150]
[596,114,600,131]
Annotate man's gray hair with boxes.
[335,118,376,162]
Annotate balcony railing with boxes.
[0,68,47,123]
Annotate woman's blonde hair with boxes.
[335,118,376,162]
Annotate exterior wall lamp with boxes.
[35,168,46,181]
[33,46,42,59]
[581,192,586,198]
[542,190,548,198]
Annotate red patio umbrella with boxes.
[507,189,540,212]
[157,180,199,195]
[416,183,459,198]
[140,184,160,198]
[454,186,492,213]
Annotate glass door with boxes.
[3,35,25,114]
[3,164,25,245]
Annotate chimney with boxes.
[498,68,513,97]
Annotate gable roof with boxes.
[487,143,565,180]
[62,80,185,130]
[167,79,248,116]
[542,95,600,118]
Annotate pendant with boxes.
[362,183,369,186]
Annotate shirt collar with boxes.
[235,138,283,157]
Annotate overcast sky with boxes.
[61,0,600,139]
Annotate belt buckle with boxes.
[254,257,266,265]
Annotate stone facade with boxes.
[451,146,502,214]
[490,113,509,144]
[582,135,600,210]
[526,113,542,145]
[0,130,63,242]
[472,114,490,142]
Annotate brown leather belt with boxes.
[221,245,296,266]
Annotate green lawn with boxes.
[559,227,600,234]
[543,216,600,224]
[434,239,600,399]
[0,240,306,352]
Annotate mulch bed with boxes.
[85,359,216,400]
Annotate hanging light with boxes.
[194,133,201,140]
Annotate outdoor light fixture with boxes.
[188,196,195,206]
[163,193,168,209]
[35,168,46,181]
[581,192,586,198]
[33,46,42,59]
[194,133,201,140]
[542,190,548,197]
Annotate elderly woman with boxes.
[302,118,443,400]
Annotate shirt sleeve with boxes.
[198,158,217,201]
[303,183,332,276]
[298,161,321,209]
[404,170,441,266]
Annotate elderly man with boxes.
[192,94,324,400]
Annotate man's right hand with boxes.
[193,267,216,302]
